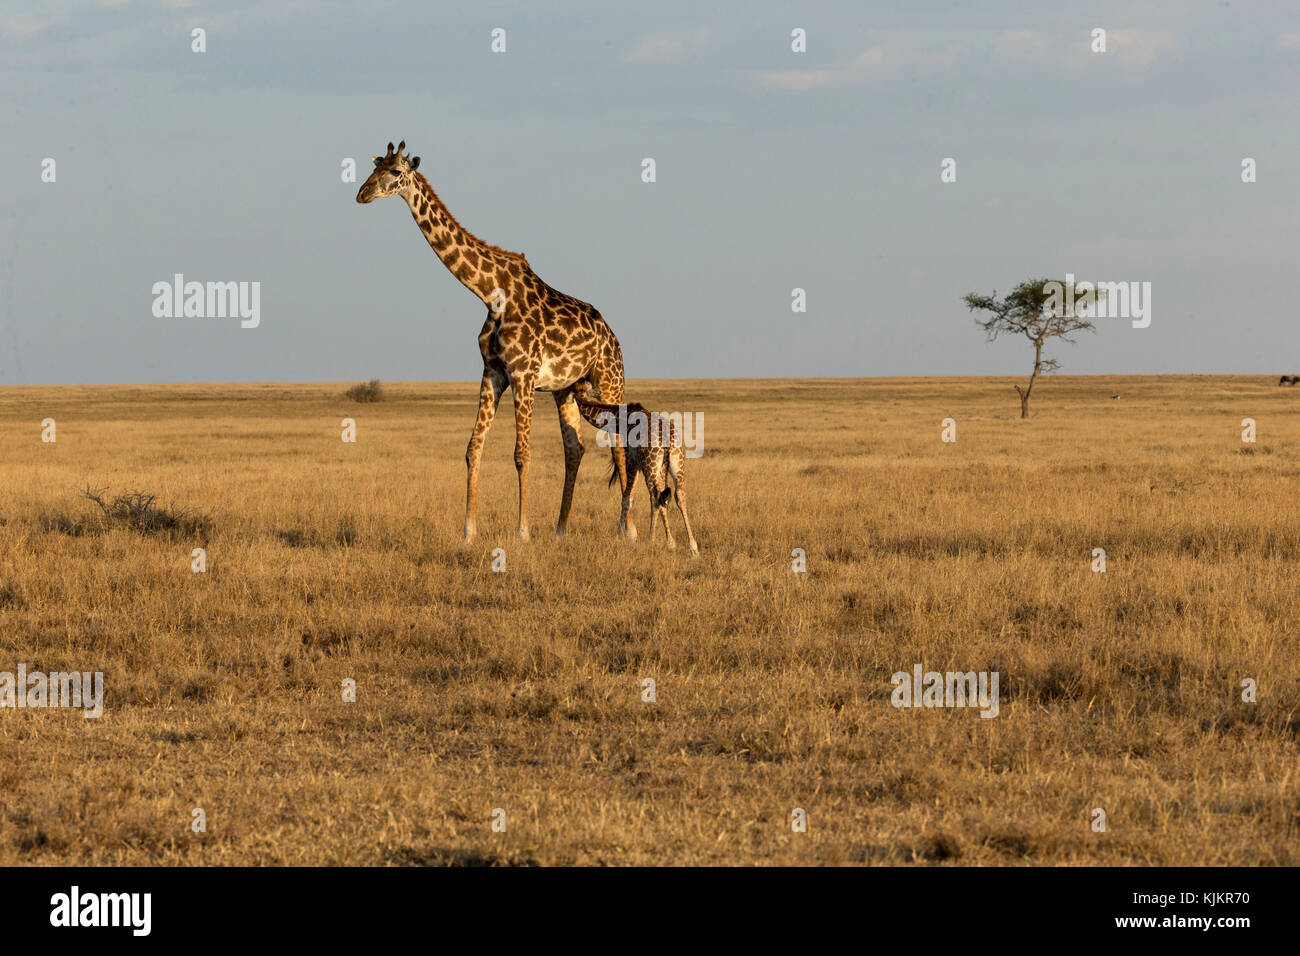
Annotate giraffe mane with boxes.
[411,171,528,262]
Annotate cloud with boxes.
[627,28,709,64]
[1105,29,1177,66]
[0,13,53,37]
[995,29,1052,62]
[760,68,836,91]
[759,36,966,91]
[995,27,1177,69]
[756,25,1179,93]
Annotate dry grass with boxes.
[0,375,1296,865]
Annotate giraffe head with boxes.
[356,140,421,204]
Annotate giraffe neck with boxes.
[401,175,518,307]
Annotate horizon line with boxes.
[0,372,1288,390]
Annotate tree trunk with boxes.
[1016,343,1043,418]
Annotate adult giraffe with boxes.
[357,141,632,543]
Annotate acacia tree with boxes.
[963,278,1097,419]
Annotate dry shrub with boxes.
[344,379,387,403]
[78,486,207,537]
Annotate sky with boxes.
[1,0,1298,385]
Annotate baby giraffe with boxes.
[573,384,699,554]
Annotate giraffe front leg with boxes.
[651,455,674,551]
[656,489,675,551]
[646,483,658,545]
[619,456,638,543]
[464,368,508,543]
[659,505,675,550]
[650,489,676,550]
[614,444,637,540]
[554,391,585,537]
[512,380,536,541]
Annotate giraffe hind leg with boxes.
[511,379,536,541]
[587,367,636,540]
[554,392,585,537]
[669,446,698,555]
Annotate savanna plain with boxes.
[0,375,1296,865]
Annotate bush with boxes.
[344,379,387,403]
[78,486,207,537]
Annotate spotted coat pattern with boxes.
[572,389,698,555]
[358,141,633,541]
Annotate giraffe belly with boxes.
[534,359,579,391]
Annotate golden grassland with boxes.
[0,374,1296,865]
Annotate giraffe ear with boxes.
[410,156,420,170]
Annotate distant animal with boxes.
[573,386,699,555]
[1279,375,1297,386]
[1111,394,1120,400]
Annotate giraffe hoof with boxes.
[517,527,530,542]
